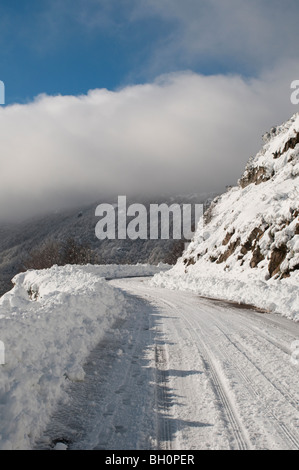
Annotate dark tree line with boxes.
[21,238,99,271]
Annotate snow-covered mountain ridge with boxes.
[152,113,299,320]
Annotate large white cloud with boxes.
[1,62,299,220]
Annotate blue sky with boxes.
[1,0,178,103]
[0,0,299,220]
[2,0,299,105]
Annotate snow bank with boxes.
[151,262,299,321]
[0,264,147,450]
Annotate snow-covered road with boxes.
[36,277,299,450]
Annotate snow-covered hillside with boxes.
[0,263,169,449]
[0,193,216,297]
[152,113,299,320]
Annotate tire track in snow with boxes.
[118,279,299,450]
[154,341,173,450]
[203,305,299,417]
[158,298,251,450]
[216,324,299,413]
[210,324,299,449]
[186,302,299,449]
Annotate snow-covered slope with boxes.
[152,113,299,320]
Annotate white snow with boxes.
[151,261,299,320]
[152,113,299,321]
[0,263,169,450]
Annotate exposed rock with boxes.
[250,245,264,268]
[272,131,299,159]
[217,238,240,264]
[268,245,287,278]
[240,227,264,255]
[239,166,271,189]
[203,200,217,224]
[222,229,235,246]
[291,262,299,272]
[272,150,280,159]
[183,257,195,267]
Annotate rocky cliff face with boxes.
[182,113,299,282]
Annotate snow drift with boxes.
[152,113,299,321]
[0,264,168,449]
